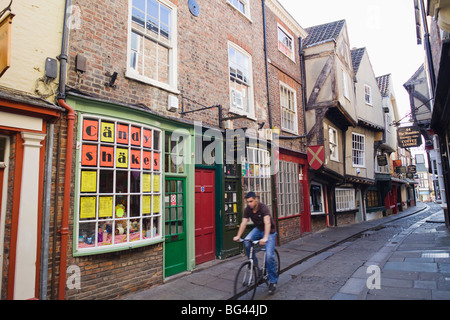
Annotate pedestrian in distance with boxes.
[233,191,278,294]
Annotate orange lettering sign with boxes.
[81,144,98,166]
[131,126,141,146]
[143,128,152,148]
[117,124,129,145]
[82,119,99,141]
[100,146,114,167]
[153,152,160,171]
[143,151,151,170]
[130,149,141,169]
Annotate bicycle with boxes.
[233,239,280,300]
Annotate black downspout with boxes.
[262,0,273,129]
[57,0,71,100]
[299,37,308,139]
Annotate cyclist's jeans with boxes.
[244,227,278,284]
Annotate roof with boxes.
[303,19,346,48]
[350,47,365,74]
[376,74,391,97]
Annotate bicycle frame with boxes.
[239,239,266,284]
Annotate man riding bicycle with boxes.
[233,191,278,294]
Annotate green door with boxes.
[164,178,187,277]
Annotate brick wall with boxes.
[277,216,301,245]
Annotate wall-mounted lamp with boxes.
[105,71,118,88]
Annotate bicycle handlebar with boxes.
[236,239,260,245]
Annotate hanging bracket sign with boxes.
[397,126,422,148]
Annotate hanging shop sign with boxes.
[377,154,388,166]
[397,126,422,148]
[0,12,14,78]
[408,165,417,174]
[307,145,324,170]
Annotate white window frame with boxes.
[277,160,300,218]
[352,132,365,167]
[335,188,355,212]
[126,0,179,94]
[364,84,372,106]
[329,126,339,161]
[243,147,272,212]
[280,81,298,134]
[76,115,163,255]
[310,182,325,214]
[342,71,350,101]
[228,42,255,118]
[227,0,251,20]
[277,24,295,62]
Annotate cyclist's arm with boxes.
[233,218,249,241]
[260,215,271,245]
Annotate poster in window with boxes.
[81,171,97,192]
[142,196,151,214]
[153,174,160,192]
[99,196,113,218]
[153,195,160,213]
[80,197,96,219]
[143,174,151,192]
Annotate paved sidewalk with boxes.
[121,202,429,300]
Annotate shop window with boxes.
[77,116,162,252]
[277,160,300,218]
[310,182,324,214]
[336,188,355,212]
[367,190,380,208]
[243,147,272,211]
[165,132,186,173]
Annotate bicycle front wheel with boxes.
[233,261,257,300]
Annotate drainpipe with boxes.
[40,122,54,300]
[56,0,73,300]
[262,0,273,128]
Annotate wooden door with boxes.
[195,169,216,264]
[164,178,187,277]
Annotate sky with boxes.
[277,0,427,121]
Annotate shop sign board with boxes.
[397,126,422,148]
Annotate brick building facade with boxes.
[42,0,311,300]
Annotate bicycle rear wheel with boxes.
[233,261,257,300]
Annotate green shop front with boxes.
[67,93,196,293]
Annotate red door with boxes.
[195,169,216,264]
